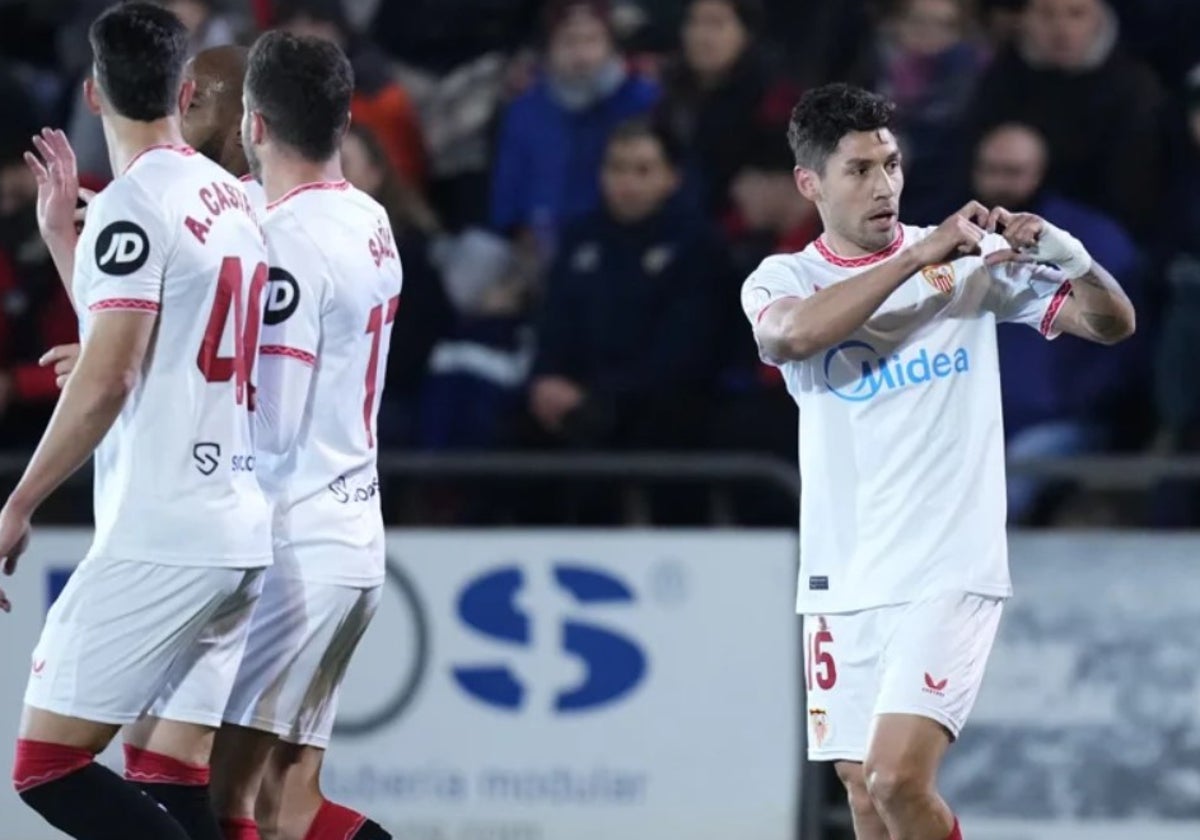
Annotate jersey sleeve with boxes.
[741,255,813,366]
[254,219,329,458]
[983,255,1073,340]
[76,181,173,314]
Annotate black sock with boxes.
[19,762,191,840]
[352,819,393,840]
[133,782,223,840]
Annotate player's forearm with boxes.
[1065,261,1136,345]
[7,369,132,515]
[43,232,78,306]
[766,248,923,361]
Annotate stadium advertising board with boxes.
[0,530,800,840]
[948,534,1200,840]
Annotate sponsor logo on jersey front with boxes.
[95,221,149,275]
[823,340,970,402]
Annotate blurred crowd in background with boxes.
[1,0,1199,526]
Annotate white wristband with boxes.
[1031,221,1092,280]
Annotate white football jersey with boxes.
[240,174,266,217]
[73,144,272,567]
[254,181,403,586]
[742,225,1072,614]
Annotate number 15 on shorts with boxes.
[806,618,837,691]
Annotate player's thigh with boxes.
[227,576,380,748]
[140,567,267,742]
[284,583,382,748]
[868,591,1004,771]
[803,610,886,763]
[24,559,248,729]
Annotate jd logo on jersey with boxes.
[263,267,300,325]
[824,339,970,402]
[95,221,149,276]
[453,563,648,714]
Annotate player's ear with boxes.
[249,111,267,146]
[794,166,821,203]
[177,79,196,115]
[83,77,101,116]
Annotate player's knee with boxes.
[863,757,930,814]
[834,761,873,814]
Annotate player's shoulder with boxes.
[743,249,825,292]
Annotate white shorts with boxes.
[804,591,1004,763]
[25,558,264,727]
[223,570,381,748]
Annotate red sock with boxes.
[304,799,367,840]
[946,816,963,840]
[221,816,261,840]
[12,739,94,793]
[122,744,210,786]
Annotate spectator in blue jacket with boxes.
[489,0,659,262]
[528,118,726,452]
[972,122,1147,523]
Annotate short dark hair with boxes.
[89,2,190,121]
[606,118,683,169]
[246,31,353,163]
[787,83,895,173]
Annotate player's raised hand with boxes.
[75,187,97,232]
[0,501,32,596]
[40,343,82,389]
[983,207,1046,265]
[24,128,81,243]
[912,203,988,265]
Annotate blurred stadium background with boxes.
[2,0,1200,838]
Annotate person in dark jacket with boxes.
[489,0,659,258]
[529,118,725,452]
[972,122,1146,523]
[967,0,1165,238]
[657,0,798,217]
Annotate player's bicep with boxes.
[78,189,169,313]
[753,296,806,364]
[72,310,157,392]
[741,261,812,366]
[258,262,323,365]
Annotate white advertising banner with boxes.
[946,533,1200,840]
[0,529,801,840]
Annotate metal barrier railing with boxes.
[4,450,1199,491]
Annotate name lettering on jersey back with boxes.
[823,340,969,402]
[369,221,397,268]
[184,181,262,245]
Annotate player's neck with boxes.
[261,156,345,205]
[105,115,187,176]
[821,226,900,258]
